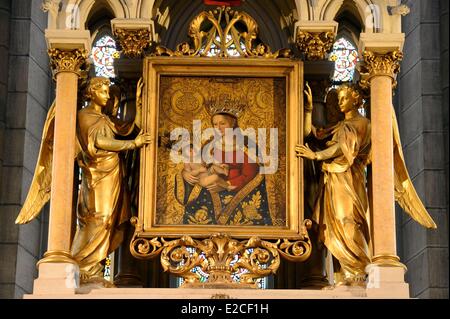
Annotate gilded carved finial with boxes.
[114,28,152,58]
[48,48,88,77]
[154,6,291,58]
[295,30,335,60]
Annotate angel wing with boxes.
[15,101,56,224]
[15,101,84,224]
[392,107,437,229]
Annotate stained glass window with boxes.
[329,37,359,83]
[202,34,246,57]
[103,255,112,281]
[176,247,269,288]
[91,35,119,78]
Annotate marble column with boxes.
[109,19,155,285]
[32,29,90,295]
[361,49,409,297]
[293,21,337,288]
[41,49,87,263]
[109,19,153,285]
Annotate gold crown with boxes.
[205,94,246,118]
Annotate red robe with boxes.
[214,149,258,191]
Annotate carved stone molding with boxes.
[48,48,88,77]
[296,31,335,61]
[360,50,403,84]
[41,0,60,19]
[114,28,152,58]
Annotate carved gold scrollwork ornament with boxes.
[130,220,312,287]
[48,48,88,78]
[295,31,335,61]
[154,6,291,58]
[277,219,312,262]
[114,28,151,58]
[360,50,404,88]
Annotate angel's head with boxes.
[85,77,111,107]
[336,84,363,114]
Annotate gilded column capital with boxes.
[114,28,151,58]
[295,31,335,61]
[48,48,88,78]
[360,50,403,83]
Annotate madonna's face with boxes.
[212,114,236,136]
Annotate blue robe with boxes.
[175,173,272,226]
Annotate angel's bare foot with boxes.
[81,276,116,288]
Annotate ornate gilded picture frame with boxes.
[137,56,304,239]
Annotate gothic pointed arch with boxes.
[80,0,127,29]
[83,1,119,78]
[321,0,384,32]
[54,0,127,29]
[334,0,364,40]
[327,1,365,84]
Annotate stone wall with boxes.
[397,0,449,298]
[0,1,10,210]
[0,0,51,299]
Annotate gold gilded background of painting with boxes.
[155,76,287,227]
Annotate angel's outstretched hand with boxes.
[304,82,313,112]
[134,130,152,148]
[136,77,144,107]
[295,143,316,160]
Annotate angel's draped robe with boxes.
[313,115,372,279]
[71,107,132,279]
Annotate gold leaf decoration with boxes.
[154,6,291,58]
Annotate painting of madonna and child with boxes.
[155,76,288,229]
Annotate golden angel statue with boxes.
[15,76,151,286]
[296,83,436,287]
